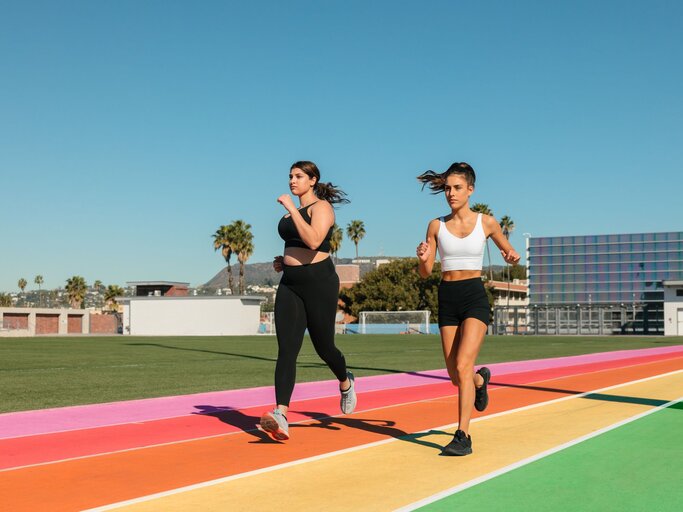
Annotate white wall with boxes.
[125,296,264,336]
[663,286,683,336]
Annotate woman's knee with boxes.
[456,360,475,379]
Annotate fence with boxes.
[492,304,664,336]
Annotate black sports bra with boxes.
[278,202,333,252]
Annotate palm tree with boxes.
[34,275,44,307]
[93,280,103,293]
[499,215,515,309]
[18,278,27,293]
[104,285,125,311]
[471,203,493,281]
[346,220,366,259]
[65,276,88,309]
[329,223,343,263]
[231,220,254,295]
[212,224,236,295]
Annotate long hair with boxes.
[291,160,350,205]
[416,162,476,194]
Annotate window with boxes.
[677,289,683,297]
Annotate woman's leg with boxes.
[439,325,462,386]
[273,282,308,413]
[454,318,488,435]
[303,264,348,384]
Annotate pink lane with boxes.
[1,345,681,440]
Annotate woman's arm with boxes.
[417,219,440,278]
[484,215,521,264]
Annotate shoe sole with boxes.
[474,367,491,412]
[258,413,289,441]
[441,447,473,456]
[340,373,356,414]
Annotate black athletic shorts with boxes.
[438,277,490,327]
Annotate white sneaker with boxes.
[258,409,289,440]
[340,372,357,414]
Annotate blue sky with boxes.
[1,1,682,291]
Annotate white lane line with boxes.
[394,395,683,511]
[81,369,683,511]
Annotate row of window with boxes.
[529,291,664,303]
[529,268,683,283]
[530,232,682,247]
[531,272,682,284]
[529,253,683,270]
[532,284,663,295]
[530,245,683,258]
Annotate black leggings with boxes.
[274,257,347,406]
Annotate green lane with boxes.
[419,401,683,512]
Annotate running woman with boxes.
[259,161,357,441]
[416,162,519,455]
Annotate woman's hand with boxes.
[416,241,431,263]
[277,194,297,213]
[273,255,284,273]
[501,248,521,264]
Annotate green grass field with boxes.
[1,334,682,413]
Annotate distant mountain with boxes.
[203,257,397,289]
[202,258,510,289]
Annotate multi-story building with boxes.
[527,231,683,335]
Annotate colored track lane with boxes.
[415,401,683,511]
[3,351,680,470]
[1,356,680,512]
[3,345,680,440]
[108,373,683,511]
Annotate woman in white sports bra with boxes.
[416,162,520,456]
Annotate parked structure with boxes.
[526,230,683,335]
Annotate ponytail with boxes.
[417,162,476,193]
[315,182,350,205]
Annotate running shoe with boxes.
[474,366,491,412]
[340,371,357,414]
[258,408,289,441]
[441,429,472,456]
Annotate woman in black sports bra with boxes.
[258,161,357,441]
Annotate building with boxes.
[663,281,683,336]
[127,281,189,297]
[489,279,529,334]
[527,231,683,335]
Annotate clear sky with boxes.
[2,0,682,292]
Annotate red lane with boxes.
[2,352,680,470]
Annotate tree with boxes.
[231,220,254,295]
[499,215,515,308]
[34,275,44,307]
[104,285,125,311]
[471,203,493,280]
[339,258,441,319]
[0,293,12,307]
[212,224,236,295]
[93,280,103,293]
[329,223,343,263]
[346,220,366,259]
[18,278,27,293]
[65,276,88,309]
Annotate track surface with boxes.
[1,345,681,511]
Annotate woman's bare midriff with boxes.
[441,270,482,282]
[283,247,330,266]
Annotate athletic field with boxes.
[1,335,682,510]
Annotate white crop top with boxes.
[437,213,486,271]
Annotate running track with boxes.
[1,345,681,511]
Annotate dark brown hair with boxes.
[417,162,476,194]
[291,161,350,205]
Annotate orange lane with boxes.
[1,357,680,512]
[3,351,679,470]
